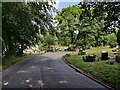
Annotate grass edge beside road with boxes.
[64,55,120,90]
[2,53,44,70]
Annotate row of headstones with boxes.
[79,51,120,63]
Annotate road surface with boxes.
[2,52,107,89]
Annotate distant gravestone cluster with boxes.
[78,49,120,64]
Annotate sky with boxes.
[56,0,83,11]
[58,2,79,10]
[53,0,83,26]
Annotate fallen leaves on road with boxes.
[38,80,44,87]
[25,80,30,83]
[25,78,32,83]
[59,80,67,84]
[3,82,8,86]
[28,84,33,88]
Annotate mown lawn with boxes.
[65,46,120,90]
[85,46,115,57]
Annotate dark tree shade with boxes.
[2,2,55,56]
[117,30,120,46]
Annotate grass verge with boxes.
[65,46,120,90]
[2,53,42,70]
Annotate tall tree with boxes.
[94,2,120,46]
[55,5,84,50]
[79,2,120,46]
[55,4,106,49]
[2,2,55,56]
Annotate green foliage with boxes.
[107,33,118,48]
[93,2,120,46]
[55,4,109,49]
[55,2,120,49]
[94,2,120,30]
[79,2,120,46]
[55,5,82,46]
[44,34,56,47]
[2,2,55,56]
[79,2,120,29]
[38,33,58,51]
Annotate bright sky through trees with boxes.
[56,0,82,10]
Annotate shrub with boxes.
[109,43,118,48]
[107,33,117,48]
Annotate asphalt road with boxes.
[2,52,107,89]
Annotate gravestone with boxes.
[84,54,96,62]
[101,51,108,60]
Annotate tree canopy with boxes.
[55,2,120,50]
[2,1,120,55]
[2,2,55,56]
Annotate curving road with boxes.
[2,52,107,89]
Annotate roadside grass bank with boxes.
[64,46,120,90]
[2,53,43,70]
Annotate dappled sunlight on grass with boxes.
[85,46,114,57]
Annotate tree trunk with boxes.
[74,31,80,44]
[117,30,120,46]
[69,30,74,45]
[18,42,24,55]
[7,38,15,55]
